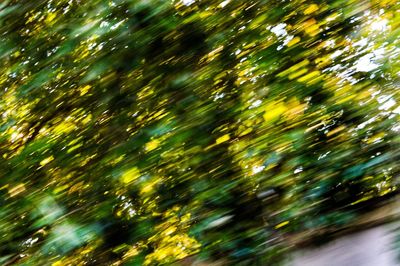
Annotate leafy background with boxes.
[0,0,399,265]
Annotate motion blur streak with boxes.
[0,0,399,265]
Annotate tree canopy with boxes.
[0,0,399,265]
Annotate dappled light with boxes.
[0,0,399,265]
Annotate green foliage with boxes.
[0,0,399,265]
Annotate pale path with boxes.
[291,224,399,266]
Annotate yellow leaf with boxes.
[297,70,321,83]
[40,155,54,166]
[337,94,356,104]
[123,246,140,259]
[80,85,91,96]
[285,98,307,120]
[315,56,331,68]
[145,139,160,152]
[304,4,319,15]
[45,12,57,24]
[199,11,213,19]
[275,220,289,229]
[81,246,94,255]
[326,125,345,137]
[216,134,230,144]
[54,185,69,194]
[8,183,26,197]
[81,114,92,125]
[287,37,300,47]
[302,19,319,37]
[67,144,82,153]
[288,68,308,80]
[110,155,125,165]
[164,226,177,236]
[304,24,320,36]
[53,121,75,135]
[121,167,140,184]
[367,132,385,144]
[56,72,64,79]
[141,183,154,194]
[52,261,63,266]
[325,12,339,22]
[263,102,287,122]
[239,127,253,137]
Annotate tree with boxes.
[0,0,399,265]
